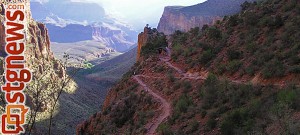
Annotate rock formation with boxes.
[136,26,164,61]
[157,0,256,35]
[0,2,66,132]
[137,26,152,60]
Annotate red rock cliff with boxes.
[157,6,222,35]
[0,2,65,78]
[157,0,256,35]
[137,26,151,61]
[0,2,66,121]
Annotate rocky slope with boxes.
[157,0,255,35]
[77,0,300,134]
[0,2,79,134]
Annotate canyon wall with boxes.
[157,0,256,35]
[0,1,66,127]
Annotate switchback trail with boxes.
[161,48,299,87]
[132,48,299,134]
[133,76,171,135]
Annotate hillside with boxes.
[0,1,131,134]
[77,0,300,134]
[157,0,256,35]
[81,47,137,83]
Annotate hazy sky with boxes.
[73,0,206,28]
[36,0,206,29]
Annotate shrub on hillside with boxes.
[226,60,243,73]
[158,123,173,135]
[207,118,217,130]
[243,12,259,26]
[141,34,167,58]
[227,49,242,60]
[227,15,239,26]
[201,24,209,31]
[175,94,193,113]
[199,49,214,65]
[288,66,300,74]
[183,81,192,93]
[262,59,285,78]
[221,108,254,135]
[206,27,222,40]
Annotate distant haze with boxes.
[33,0,206,29]
[95,0,206,29]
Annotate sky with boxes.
[73,0,206,29]
[34,0,206,29]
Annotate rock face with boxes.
[0,2,63,74]
[157,0,256,35]
[137,27,152,60]
[136,26,164,61]
[0,0,65,119]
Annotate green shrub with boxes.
[204,73,218,86]
[202,24,209,31]
[262,59,285,78]
[173,81,181,90]
[220,117,235,135]
[245,66,255,76]
[227,49,242,60]
[217,64,226,74]
[175,94,193,113]
[207,118,217,130]
[227,15,239,26]
[283,0,297,11]
[201,74,219,108]
[183,48,194,57]
[241,1,251,10]
[154,65,165,73]
[183,81,192,93]
[246,42,257,54]
[158,123,173,135]
[188,120,199,133]
[189,27,200,36]
[243,12,258,26]
[226,60,243,73]
[141,33,167,58]
[112,96,137,128]
[221,108,254,135]
[288,66,300,74]
[201,110,207,118]
[199,49,214,64]
[277,89,298,109]
[206,27,222,40]
[167,73,176,82]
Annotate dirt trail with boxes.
[132,48,299,134]
[133,76,171,135]
[161,49,300,87]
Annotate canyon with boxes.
[78,0,300,134]
[157,0,256,35]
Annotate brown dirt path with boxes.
[133,76,171,135]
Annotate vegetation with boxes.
[169,0,300,79]
[141,29,168,59]
[79,0,300,134]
